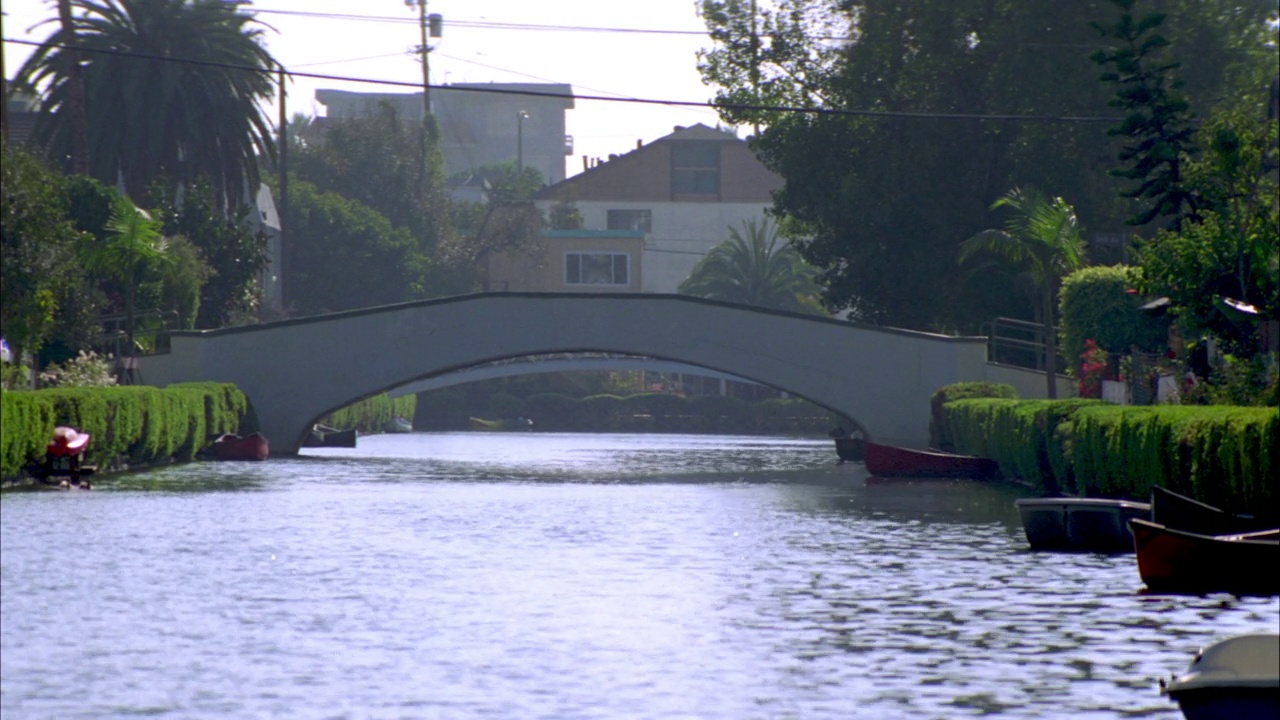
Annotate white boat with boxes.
[1162,633,1280,720]
[383,416,412,433]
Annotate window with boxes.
[671,141,720,196]
[565,252,630,286]
[607,209,652,233]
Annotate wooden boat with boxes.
[1130,518,1280,595]
[834,436,865,462]
[468,416,533,431]
[1015,497,1152,553]
[302,424,357,448]
[863,441,999,479]
[1151,485,1277,536]
[1161,633,1280,719]
[210,432,269,461]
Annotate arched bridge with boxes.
[139,293,1060,454]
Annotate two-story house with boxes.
[524,123,783,294]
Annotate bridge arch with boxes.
[140,293,997,454]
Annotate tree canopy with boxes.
[16,0,278,205]
[701,0,1277,332]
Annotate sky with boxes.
[2,0,730,178]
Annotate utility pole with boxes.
[277,63,289,313]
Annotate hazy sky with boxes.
[2,0,730,178]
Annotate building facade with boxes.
[314,84,575,185]
[532,124,783,293]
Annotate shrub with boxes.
[929,382,1017,450]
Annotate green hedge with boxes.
[929,382,1019,451]
[1,383,248,481]
[318,393,416,433]
[939,395,1277,508]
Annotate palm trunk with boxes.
[58,0,90,174]
[1043,284,1058,399]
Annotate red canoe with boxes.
[1130,518,1279,596]
[211,433,270,461]
[863,441,999,479]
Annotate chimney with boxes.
[636,139,642,149]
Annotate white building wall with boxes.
[539,200,772,293]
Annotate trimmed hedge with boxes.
[929,382,1019,451]
[1,383,248,481]
[939,395,1277,509]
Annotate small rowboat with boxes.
[1151,486,1277,537]
[211,432,270,461]
[863,441,999,479]
[1130,518,1279,596]
[834,437,864,462]
[1161,633,1280,719]
[1015,497,1152,553]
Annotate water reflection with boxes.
[2,432,1276,719]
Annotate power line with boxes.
[3,37,1124,123]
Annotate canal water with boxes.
[2,432,1276,719]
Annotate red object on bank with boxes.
[47,426,91,457]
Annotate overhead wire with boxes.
[1,37,1124,123]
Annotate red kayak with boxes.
[863,441,999,479]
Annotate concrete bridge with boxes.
[139,293,1065,454]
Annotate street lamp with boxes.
[517,110,529,174]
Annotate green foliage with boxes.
[318,393,416,434]
[283,177,433,315]
[1132,109,1278,357]
[679,217,825,314]
[1090,0,1200,227]
[715,2,1272,332]
[959,188,1087,398]
[1,146,86,364]
[928,382,1018,451]
[1,382,248,481]
[1058,265,1169,371]
[16,0,278,205]
[155,182,261,328]
[1069,405,1276,511]
[939,398,1275,506]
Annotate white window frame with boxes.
[565,252,630,287]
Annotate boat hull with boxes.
[1151,486,1277,536]
[211,433,269,461]
[1016,498,1152,553]
[863,441,998,479]
[1131,519,1280,595]
[1164,633,1280,720]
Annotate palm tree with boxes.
[83,195,169,362]
[17,0,277,205]
[679,217,825,314]
[959,188,1087,399]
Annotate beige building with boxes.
[487,230,645,293]
[534,124,784,293]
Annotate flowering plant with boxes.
[1077,339,1107,398]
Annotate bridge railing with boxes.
[981,317,1066,374]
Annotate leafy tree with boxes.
[16,0,278,205]
[290,103,447,245]
[679,217,824,314]
[282,177,433,315]
[441,163,546,294]
[0,146,86,367]
[1132,106,1277,359]
[707,1,1275,332]
[82,195,169,358]
[959,188,1087,398]
[155,182,264,328]
[697,0,843,131]
[1090,0,1200,228]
